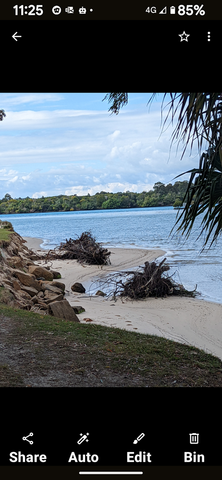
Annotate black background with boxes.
[1,388,222,465]
[2,20,220,91]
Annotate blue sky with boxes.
[0,93,201,199]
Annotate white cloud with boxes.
[21,174,31,181]
[65,181,155,197]
[107,130,121,142]
[9,176,18,183]
[0,109,103,131]
[0,94,202,199]
[32,191,47,199]
[0,93,63,108]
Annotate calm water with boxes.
[1,207,222,304]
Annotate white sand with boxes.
[23,236,222,360]
[23,237,46,251]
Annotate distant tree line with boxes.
[0,181,189,214]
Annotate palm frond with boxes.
[172,145,222,248]
[0,109,6,121]
[149,93,222,159]
[102,93,128,114]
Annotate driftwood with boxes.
[39,232,111,266]
[93,258,197,300]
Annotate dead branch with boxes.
[92,258,197,300]
[37,231,111,266]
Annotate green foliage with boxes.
[0,182,189,215]
[173,144,222,248]
[173,198,183,208]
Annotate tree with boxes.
[103,93,222,248]
[2,193,12,201]
[153,182,165,196]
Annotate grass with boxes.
[0,228,12,245]
[0,221,13,247]
[1,301,222,387]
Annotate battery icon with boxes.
[170,6,176,14]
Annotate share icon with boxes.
[22,432,34,445]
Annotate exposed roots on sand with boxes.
[93,258,197,300]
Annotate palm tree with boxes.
[103,93,222,248]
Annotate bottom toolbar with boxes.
[2,428,218,466]
[1,388,221,467]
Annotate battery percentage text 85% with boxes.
[177,5,205,15]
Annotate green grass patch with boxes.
[0,228,12,245]
[0,220,14,246]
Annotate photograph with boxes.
[1,92,222,389]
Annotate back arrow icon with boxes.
[12,32,22,41]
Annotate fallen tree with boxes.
[93,258,197,300]
[39,232,111,266]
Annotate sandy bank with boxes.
[23,236,222,360]
[23,236,46,251]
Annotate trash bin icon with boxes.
[189,433,199,444]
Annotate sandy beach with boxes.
[23,236,222,361]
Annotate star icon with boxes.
[179,31,190,42]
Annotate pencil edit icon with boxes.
[133,433,145,444]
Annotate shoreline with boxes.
[23,236,222,361]
[23,236,46,251]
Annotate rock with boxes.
[72,305,85,314]
[20,285,39,297]
[31,295,39,304]
[37,291,44,299]
[7,256,24,269]
[36,303,48,310]
[0,287,15,306]
[32,296,48,309]
[40,283,64,295]
[49,299,80,322]
[28,265,53,281]
[18,290,32,300]
[2,279,13,288]
[51,270,62,279]
[6,243,19,256]
[13,279,22,291]
[0,228,74,317]
[50,281,65,291]
[13,289,34,309]
[95,290,106,296]
[13,269,42,291]
[43,290,64,304]
[71,282,86,293]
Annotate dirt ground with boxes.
[1,306,222,388]
[0,313,156,387]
